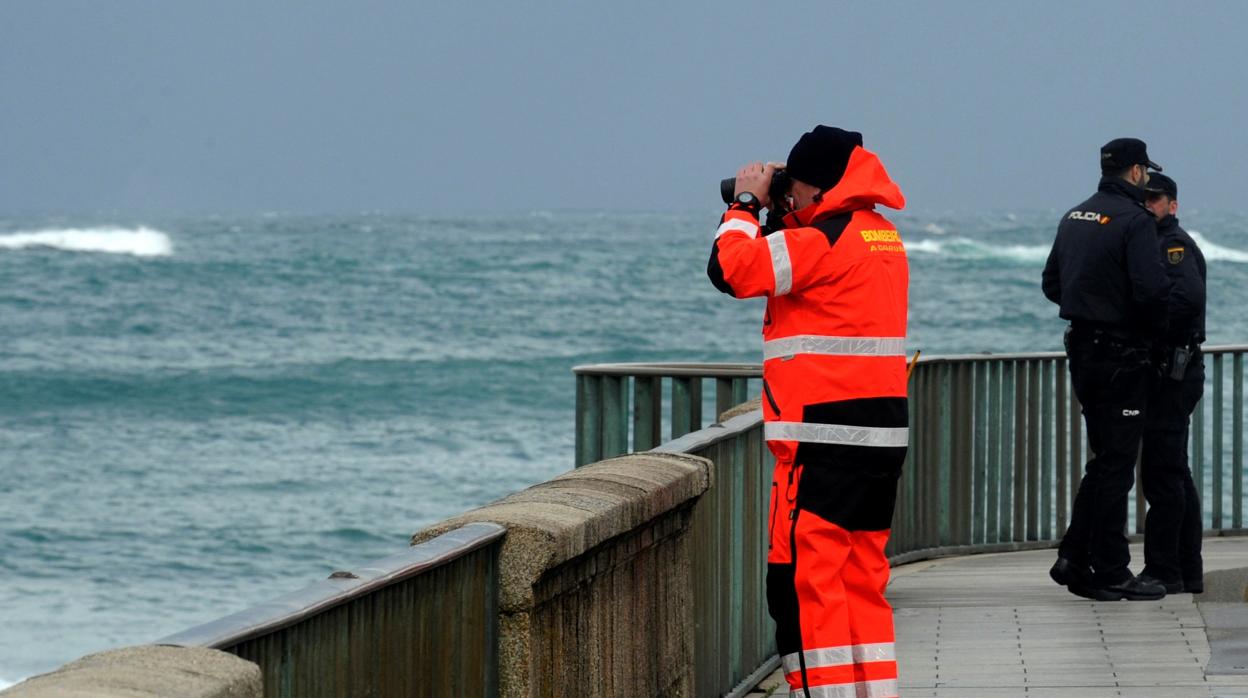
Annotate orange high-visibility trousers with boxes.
[767,451,901,698]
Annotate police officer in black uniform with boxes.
[1043,138,1171,600]
[1138,172,1207,595]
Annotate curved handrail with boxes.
[572,344,1248,376]
[573,361,761,378]
[159,522,505,650]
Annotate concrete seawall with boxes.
[1,646,260,698]
[411,451,711,697]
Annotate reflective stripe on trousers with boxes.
[787,678,899,698]
[765,421,909,447]
[763,335,906,361]
[782,642,896,674]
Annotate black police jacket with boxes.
[1041,176,1170,337]
[1156,214,1206,345]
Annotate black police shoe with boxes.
[1050,557,1092,587]
[1137,573,1184,594]
[1085,575,1167,601]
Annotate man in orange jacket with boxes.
[708,125,909,698]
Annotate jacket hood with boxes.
[784,146,905,226]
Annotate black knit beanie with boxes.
[786,125,863,190]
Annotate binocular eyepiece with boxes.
[719,169,791,206]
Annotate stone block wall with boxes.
[411,451,711,698]
[0,646,261,698]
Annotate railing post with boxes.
[987,360,1002,544]
[1234,352,1243,529]
[633,376,662,452]
[972,361,988,545]
[921,363,936,549]
[937,363,952,546]
[1214,354,1224,529]
[601,375,629,459]
[672,376,702,440]
[1001,361,1016,542]
[716,377,735,421]
[733,377,749,407]
[954,362,973,545]
[576,373,603,467]
[1041,359,1054,541]
[900,363,919,552]
[1014,361,1030,541]
[1026,359,1041,541]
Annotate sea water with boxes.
[2,209,1247,684]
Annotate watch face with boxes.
[737,192,757,205]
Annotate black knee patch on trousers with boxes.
[795,461,902,531]
[794,397,906,531]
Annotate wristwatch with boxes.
[733,191,761,211]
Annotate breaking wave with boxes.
[908,231,1248,265]
[905,237,1050,263]
[1189,231,1248,263]
[0,226,173,257]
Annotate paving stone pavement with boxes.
[746,537,1248,698]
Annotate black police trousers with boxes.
[1141,351,1205,586]
[1057,328,1151,586]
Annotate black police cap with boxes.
[1101,138,1162,172]
[1145,172,1178,199]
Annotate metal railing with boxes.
[655,411,776,697]
[159,522,505,698]
[573,362,759,467]
[580,346,1248,695]
[895,344,1248,556]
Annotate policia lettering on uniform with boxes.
[1043,137,1172,602]
[709,125,909,698]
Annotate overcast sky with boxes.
[2,1,1246,215]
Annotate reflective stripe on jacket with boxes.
[708,145,910,461]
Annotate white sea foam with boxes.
[903,239,947,254]
[0,226,173,257]
[1189,230,1248,263]
[909,230,1248,265]
[922,222,947,235]
[905,236,1050,263]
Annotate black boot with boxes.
[1087,575,1167,601]
[1050,557,1092,587]
[1137,573,1184,594]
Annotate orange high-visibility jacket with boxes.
[708,146,909,464]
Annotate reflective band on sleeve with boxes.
[798,679,899,698]
[715,218,759,239]
[765,422,908,447]
[781,643,897,675]
[763,335,906,361]
[767,231,793,296]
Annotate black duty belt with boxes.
[1068,322,1141,343]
